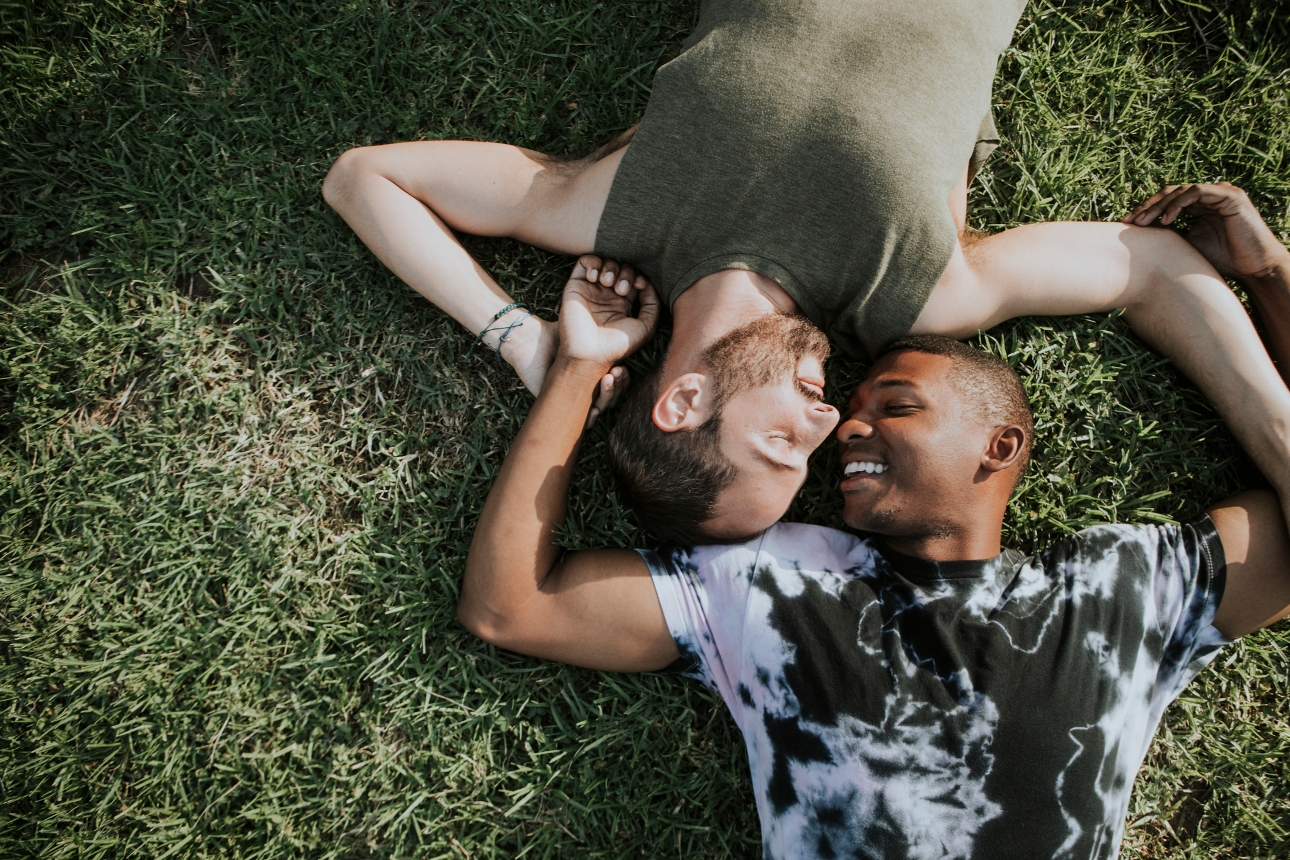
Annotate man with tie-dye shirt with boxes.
[458,186,1290,859]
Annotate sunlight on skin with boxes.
[704,355,840,539]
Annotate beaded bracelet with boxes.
[461,301,532,369]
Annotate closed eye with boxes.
[795,380,824,402]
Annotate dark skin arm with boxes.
[1128,183,1290,637]
[457,256,680,671]
[1207,491,1290,639]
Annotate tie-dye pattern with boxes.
[643,518,1228,860]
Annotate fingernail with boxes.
[588,269,598,280]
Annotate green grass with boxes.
[1,0,1287,857]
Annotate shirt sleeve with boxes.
[1149,515,1231,703]
[639,547,719,689]
[639,545,753,728]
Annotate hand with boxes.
[584,365,630,430]
[1123,182,1290,283]
[558,255,660,368]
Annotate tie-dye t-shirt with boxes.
[642,519,1229,860]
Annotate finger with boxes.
[1122,186,1173,223]
[1125,185,1188,224]
[634,283,661,340]
[599,259,620,288]
[1126,185,1189,225]
[615,265,636,296]
[595,372,616,411]
[576,254,603,282]
[606,366,630,410]
[1160,185,1207,225]
[632,273,651,293]
[585,372,616,429]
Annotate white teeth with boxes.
[844,462,886,476]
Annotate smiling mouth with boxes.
[843,461,887,476]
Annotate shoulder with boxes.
[642,523,875,581]
[1039,519,1219,585]
[760,522,874,566]
[1062,519,1216,557]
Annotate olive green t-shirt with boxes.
[594,0,1027,358]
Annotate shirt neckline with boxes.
[873,539,1025,583]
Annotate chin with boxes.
[842,502,903,535]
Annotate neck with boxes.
[662,269,797,378]
[877,500,1007,562]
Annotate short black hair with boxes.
[880,334,1034,479]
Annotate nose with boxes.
[836,412,874,442]
[794,404,835,451]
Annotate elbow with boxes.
[321,146,372,212]
[456,598,504,645]
[457,604,528,652]
[456,577,520,649]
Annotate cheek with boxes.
[899,437,977,488]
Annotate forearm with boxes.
[459,356,609,636]
[965,222,1290,492]
[324,163,515,335]
[1118,246,1290,494]
[1241,251,1290,376]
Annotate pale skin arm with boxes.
[321,140,630,394]
[1128,183,1290,638]
[1124,181,1290,383]
[913,201,1290,533]
[457,256,680,671]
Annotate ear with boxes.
[653,372,712,432]
[981,425,1026,473]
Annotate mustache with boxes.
[839,441,886,460]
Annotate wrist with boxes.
[549,354,613,384]
[1244,249,1290,292]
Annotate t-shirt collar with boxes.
[872,537,1026,583]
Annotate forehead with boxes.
[846,350,970,415]
[855,350,957,397]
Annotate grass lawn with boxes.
[1,0,1288,857]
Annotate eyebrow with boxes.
[873,377,921,390]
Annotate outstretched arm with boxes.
[1129,183,1290,638]
[917,210,1290,537]
[322,141,628,394]
[1124,182,1290,377]
[457,257,679,671]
